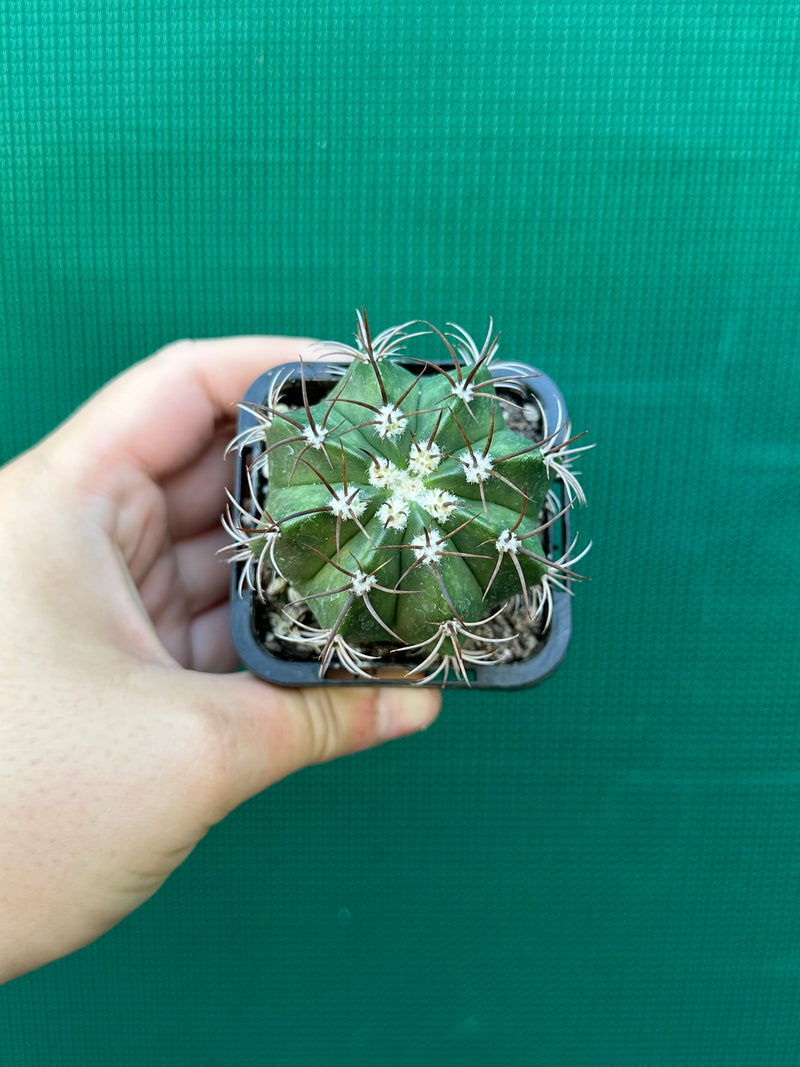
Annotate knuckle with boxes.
[303,690,344,764]
[149,338,198,369]
[301,689,379,764]
[154,337,195,358]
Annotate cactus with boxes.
[223,312,590,683]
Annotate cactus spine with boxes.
[223,313,590,682]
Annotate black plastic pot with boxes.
[229,358,574,688]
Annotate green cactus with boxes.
[223,312,590,682]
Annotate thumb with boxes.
[188,672,442,815]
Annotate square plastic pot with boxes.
[229,358,574,688]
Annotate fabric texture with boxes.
[1,2,799,1064]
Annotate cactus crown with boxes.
[223,312,590,683]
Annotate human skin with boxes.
[0,337,441,983]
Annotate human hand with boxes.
[0,337,441,982]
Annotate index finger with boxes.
[52,336,318,481]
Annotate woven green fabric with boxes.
[2,2,799,1064]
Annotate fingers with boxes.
[54,336,318,483]
[161,423,236,540]
[171,526,231,616]
[188,600,239,673]
[188,672,442,816]
[143,529,235,670]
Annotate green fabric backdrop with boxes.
[2,2,799,1064]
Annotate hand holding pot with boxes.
[0,337,440,983]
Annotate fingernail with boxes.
[377,687,440,741]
